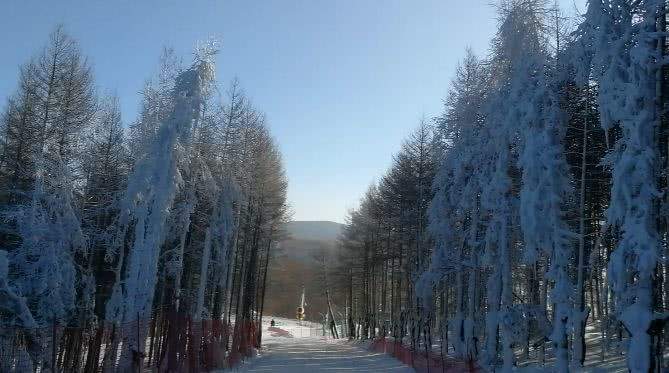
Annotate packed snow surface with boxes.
[231,317,414,372]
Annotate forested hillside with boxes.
[283,221,342,242]
[263,221,343,320]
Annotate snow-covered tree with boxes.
[8,153,85,325]
[80,94,129,321]
[0,26,94,330]
[110,47,217,368]
[518,60,575,373]
[419,49,487,361]
[479,2,550,369]
[128,47,183,161]
[575,1,666,371]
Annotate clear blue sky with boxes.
[0,0,584,223]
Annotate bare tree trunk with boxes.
[572,99,589,368]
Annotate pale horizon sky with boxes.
[0,0,585,224]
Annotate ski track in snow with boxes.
[230,317,414,373]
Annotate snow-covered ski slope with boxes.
[231,317,414,372]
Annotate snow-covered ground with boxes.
[515,321,664,372]
[230,317,414,372]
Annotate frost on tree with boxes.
[577,1,666,371]
[518,57,574,373]
[418,49,486,363]
[8,155,84,326]
[0,249,41,372]
[109,46,217,365]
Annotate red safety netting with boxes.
[0,312,260,372]
[369,337,482,373]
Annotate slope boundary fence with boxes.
[0,311,259,372]
[369,337,482,373]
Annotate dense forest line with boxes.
[336,1,669,372]
[0,26,289,371]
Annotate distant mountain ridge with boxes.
[284,220,343,242]
[264,221,344,319]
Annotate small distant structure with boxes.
[296,287,305,321]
